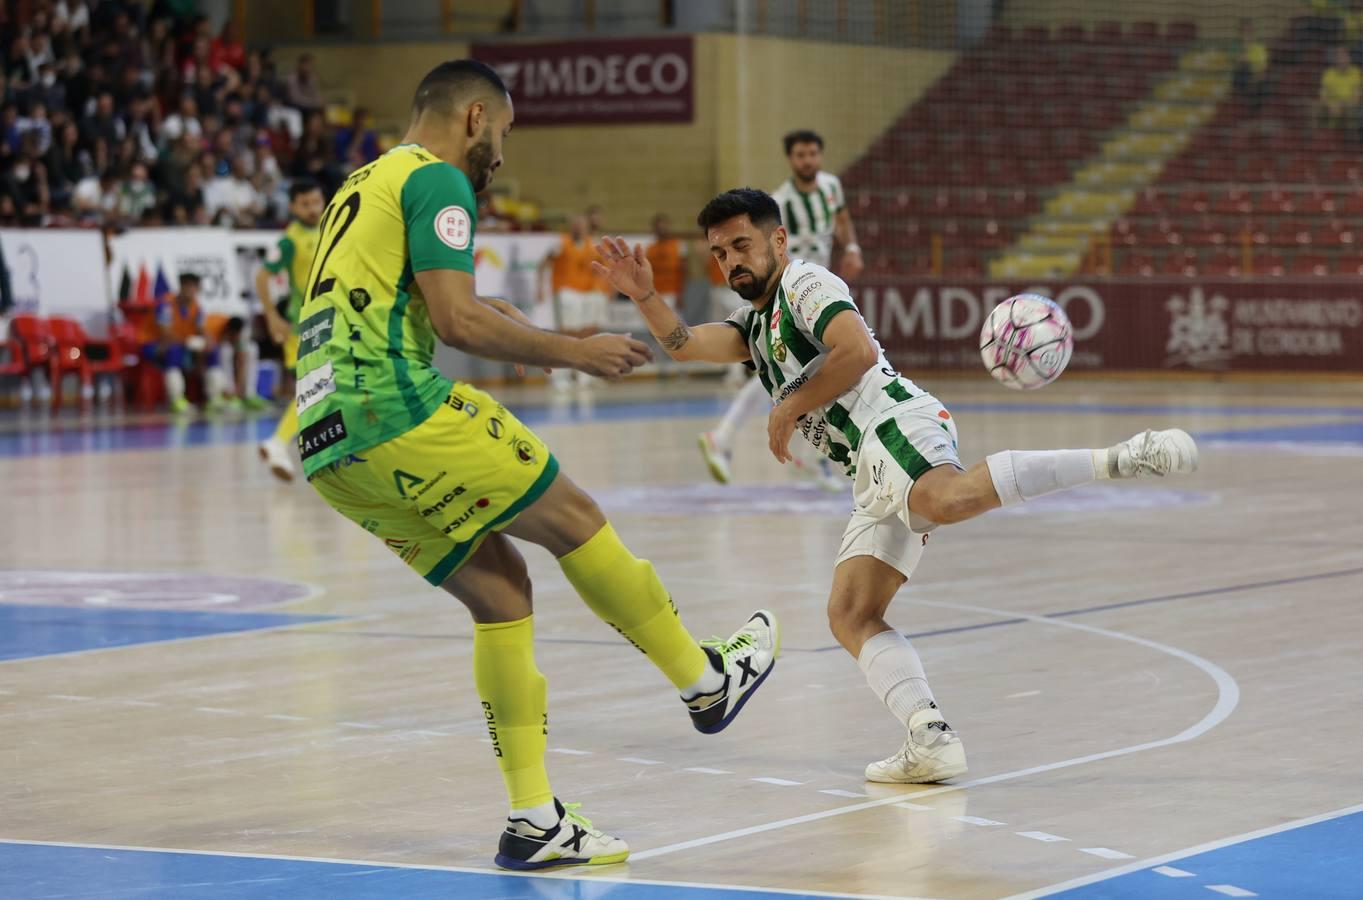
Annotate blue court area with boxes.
[2,395,1362,458]
[0,604,337,660]
[0,842,852,900]
[1052,808,1363,899]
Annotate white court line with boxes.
[618,757,663,765]
[1007,800,1363,898]
[548,748,592,756]
[264,714,309,722]
[751,777,804,786]
[955,816,1005,827]
[684,767,731,775]
[821,789,867,799]
[0,838,931,900]
[1007,690,1041,699]
[1154,866,1197,878]
[894,802,933,811]
[628,597,1240,862]
[1016,831,1069,843]
[1206,886,1256,898]
[1079,848,1134,860]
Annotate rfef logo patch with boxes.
[435,206,472,250]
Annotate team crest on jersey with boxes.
[349,288,371,312]
[435,206,471,250]
[771,337,787,363]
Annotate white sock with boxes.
[985,448,1105,508]
[713,377,771,451]
[241,340,260,398]
[510,800,559,830]
[205,367,227,401]
[164,368,186,402]
[858,629,936,730]
[681,648,726,699]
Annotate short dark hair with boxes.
[696,188,782,233]
[179,272,201,287]
[413,60,508,118]
[288,178,321,202]
[783,129,824,155]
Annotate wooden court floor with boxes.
[1,376,1361,899]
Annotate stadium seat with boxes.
[47,317,122,410]
[1165,20,1198,42]
[8,315,56,387]
[1291,255,1331,276]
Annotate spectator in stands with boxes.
[1233,19,1271,114]
[4,134,50,224]
[31,63,66,112]
[204,151,262,227]
[285,53,323,113]
[291,109,337,192]
[1317,45,1361,130]
[17,101,53,155]
[116,160,156,224]
[71,169,114,224]
[1,103,21,154]
[55,0,93,36]
[211,21,246,73]
[334,106,379,168]
[81,91,124,147]
[159,94,201,149]
[45,120,85,207]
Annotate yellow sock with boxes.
[273,403,299,443]
[473,615,553,808]
[559,522,709,691]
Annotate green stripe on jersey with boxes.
[876,417,934,479]
[388,264,425,423]
[783,201,800,236]
[826,402,862,451]
[799,191,821,236]
[883,379,914,403]
[815,188,831,224]
[750,311,775,395]
[760,304,785,388]
[812,300,855,342]
[777,291,819,366]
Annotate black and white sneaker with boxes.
[686,609,780,735]
[493,799,629,871]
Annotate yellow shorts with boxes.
[309,384,558,585]
[283,333,300,370]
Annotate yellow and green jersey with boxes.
[293,143,478,477]
[262,219,321,324]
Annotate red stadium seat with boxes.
[1056,23,1085,43]
[1130,21,1160,41]
[8,314,56,385]
[1291,255,1331,276]
[1333,256,1363,275]
[1092,21,1123,44]
[1166,20,1198,41]
[1202,252,1245,278]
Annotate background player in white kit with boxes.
[699,129,864,488]
[594,188,1199,783]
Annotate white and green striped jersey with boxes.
[771,171,845,267]
[724,259,928,475]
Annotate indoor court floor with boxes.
[2,375,1361,900]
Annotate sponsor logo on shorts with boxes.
[434,206,472,250]
[393,468,425,498]
[441,498,490,534]
[776,373,808,404]
[410,471,447,499]
[297,308,335,357]
[420,484,468,517]
[348,288,371,312]
[383,537,423,564]
[486,417,505,439]
[444,391,479,418]
[513,440,537,465]
[295,362,337,415]
[360,518,380,533]
[298,410,347,460]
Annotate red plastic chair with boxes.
[8,314,56,386]
[49,317,124,409]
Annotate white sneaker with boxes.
[687,609,780,734]
[258,437,295,482]
[865,704,968,784]
[494,799,628,870]
[1111,428,1199,478]
[698,431,733,485]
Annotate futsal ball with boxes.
[979,294,1073,390]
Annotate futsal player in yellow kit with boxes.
[294,59,780,870]
[257,179,324,481]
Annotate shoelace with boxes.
[700,630,755,667]
[562,803,605,838]
[1127,429,1168,475]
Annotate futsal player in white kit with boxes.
[593,188,1200,782]
[699,129,863,489]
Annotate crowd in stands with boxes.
[0,1,379,229]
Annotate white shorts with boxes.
[554,289,608,332]
[836,397,963,579]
